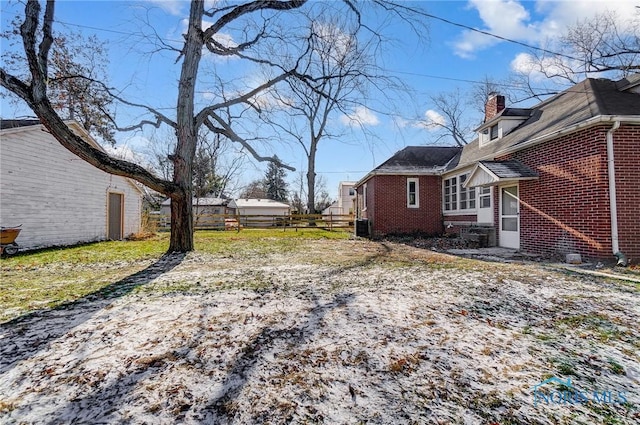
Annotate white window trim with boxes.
[478,186,492,209]
[407,178,419,208]
[443,172,477,214]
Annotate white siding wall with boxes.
[234,207,289,216]
[0,125,142,250]
[338,183,355,215]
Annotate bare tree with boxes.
[312,174,333,213]
[421,76,511,145]
[1,21,116,143]
[239,180,267,199]
[512,9,640,99]
[289,170,308,214]
[423,89,473,146]
[288,170,332,213]
[264,17,376,214]
[1,0,426,252]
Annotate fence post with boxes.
[329,211,333,231]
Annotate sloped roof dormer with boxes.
[465,160,539,188]
[477,106,533,147]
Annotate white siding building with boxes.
[322,181,356,217]
[337,181,356,215]
[0,120,144,250]
[227,198,290,227]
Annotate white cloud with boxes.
[340,106,380,127]
[422,110,446,130]
[510,52,543,79]
[454,0,639,59]
[311,22,355,64]
[454,0,539,58]
[144,0,185,16]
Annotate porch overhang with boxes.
[464,160,539,188]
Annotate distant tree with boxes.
[422,77,510,146]
[511,9,640,100]
[239,180,267,199]
[272,18,370,211]
[147,128,245,199]
[1,23,115,143]
[313,175,333,213]
[289,170,307,213]
[264,156,288,202]
[424,89,473,146]
[289,171,332,213]
[192,145,221,198]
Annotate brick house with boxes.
[355,146,461,237]
[355,75,640,262]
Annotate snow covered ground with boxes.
[1,239,638,424]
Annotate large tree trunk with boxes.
[306,137,318,215]
[168,0,205,252]
[169,191,193,252]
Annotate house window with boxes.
[349,187,355,196]
[459,174,476,210]
[444,173,476,212]
[490,124,499,140]
[479,187,491,208]
[444,177,457,211]
[407,178,419,208]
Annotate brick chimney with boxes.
[484,93,505,122]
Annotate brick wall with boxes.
[485,94,505,122]
[443,214,478,236]
[498,124,639,261]
[367,175,443,237]
[613,124,640,260]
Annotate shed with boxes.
[160,197,230,228]
[227,198,290,227]
[0,119,144,250]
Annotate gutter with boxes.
[354,167,446,188]
[606,120,628,266]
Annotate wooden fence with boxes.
[148,212,355,232]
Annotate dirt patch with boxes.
[1,238,638,424]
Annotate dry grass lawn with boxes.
[1,232,638,424]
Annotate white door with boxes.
[477,186,493,224]
[500,185,519,249]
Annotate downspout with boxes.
[606,120,628,266]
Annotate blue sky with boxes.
[1,0,638,199]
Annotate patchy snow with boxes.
[1,239,638,424]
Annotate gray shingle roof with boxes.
[374,146,462,173]
[480,160,538,179]
[0,119,41,130]
[456,76,640,169]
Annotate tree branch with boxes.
[203,113,295,171]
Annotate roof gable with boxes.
[465,160,539,188]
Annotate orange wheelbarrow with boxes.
[1,225,21,256]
